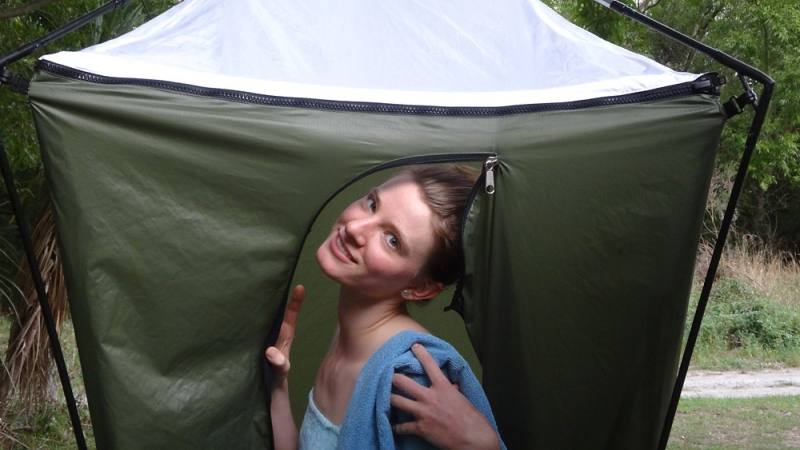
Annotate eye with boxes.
[366,195,376,212]
[384,232,400,250]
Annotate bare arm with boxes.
[264,285,305,450]
[391,344,501,450]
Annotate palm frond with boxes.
[0,202,68,415]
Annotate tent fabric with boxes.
[28,1,726,449]
[40,0,698,106]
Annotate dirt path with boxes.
[682,368,800,398]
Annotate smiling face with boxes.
[315,174,441,301]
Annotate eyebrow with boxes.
[371,188,409,254]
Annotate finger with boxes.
[390,393,423,417]
[265,347,291,373]
[392,421,422,436]
[410,343,449,385]
[283,285,305,327]
[277,285,305,354]
[392,373,430,401]
[265,347,285,365]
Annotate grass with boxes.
[0,317,94,450]
[716,238,800,307]
[687,277,800,369]
[3,401,93,450]
[3,383,798,449]
[668,396,800,449]
[0,237,796,447]
[688,239,800,370]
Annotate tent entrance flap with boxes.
[591,3,775,448]
[29,68,725,448]
[0,0,775,449]
[282,160,490,425]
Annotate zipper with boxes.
[348,153,496,184]
[447,154,499,315]
[36,60,722,117]
[300,151,497,270]
[270,151,497,345]
[484,156,498,195]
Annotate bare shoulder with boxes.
[385,314,429,338]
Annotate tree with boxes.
[0,0,177,419]
[544,0,800,249]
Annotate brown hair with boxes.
[404,164,479,285]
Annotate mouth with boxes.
[330,227,357,264]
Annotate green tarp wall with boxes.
[29,67,724,449]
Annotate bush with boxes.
[688,278,800,368]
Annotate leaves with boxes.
[0,0,179,230]
[543,0,800,248]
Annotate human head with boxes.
[315,164,479,301]
[403,164,479,286]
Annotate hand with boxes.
[264,285,305,385]
[390,344,500,450]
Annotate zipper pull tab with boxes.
[484,156,498,195]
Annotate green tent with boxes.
[24,0,738,448]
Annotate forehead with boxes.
[375,175,437,256]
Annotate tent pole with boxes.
[0,3,135,449]
[0,0,130,69]
[0,135,87,450]
[593,2,775,449]
[593,0,772,84]
[658,80,774,450]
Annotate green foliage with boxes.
[542,0,800,248]
[687,278,800,369]
[548,0,627,42]
[1,0,178,168]
[709,2,800,191]
[0,317,92,449]
[0,0,178,300]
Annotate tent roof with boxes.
[41,0,699,107]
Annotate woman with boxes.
[265,165,503,450]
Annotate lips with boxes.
[330,227,357,263]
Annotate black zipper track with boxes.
[266,151,495,351]
[447,167,489,316]
[36,60,721,116]
[302,152,496,254]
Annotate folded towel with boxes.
[337,331,506,450]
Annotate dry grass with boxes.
[719,237,800,306]
[690,234,800,369]
[695,235,800,306]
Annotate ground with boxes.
[683,367,800,398]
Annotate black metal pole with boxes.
[658,81,774,450]
[593,1,776,449]
[0,0,130,68]
[594,0,772,85]
[0,136,87,450]
[0,3,140,449]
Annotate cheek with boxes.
[314,237,335,277]
[363,244,414,280]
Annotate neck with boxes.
[333,286,410,360]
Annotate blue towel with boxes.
[337,331,506,450]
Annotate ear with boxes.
[404,279,444,301]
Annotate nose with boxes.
[344,217,371,247]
